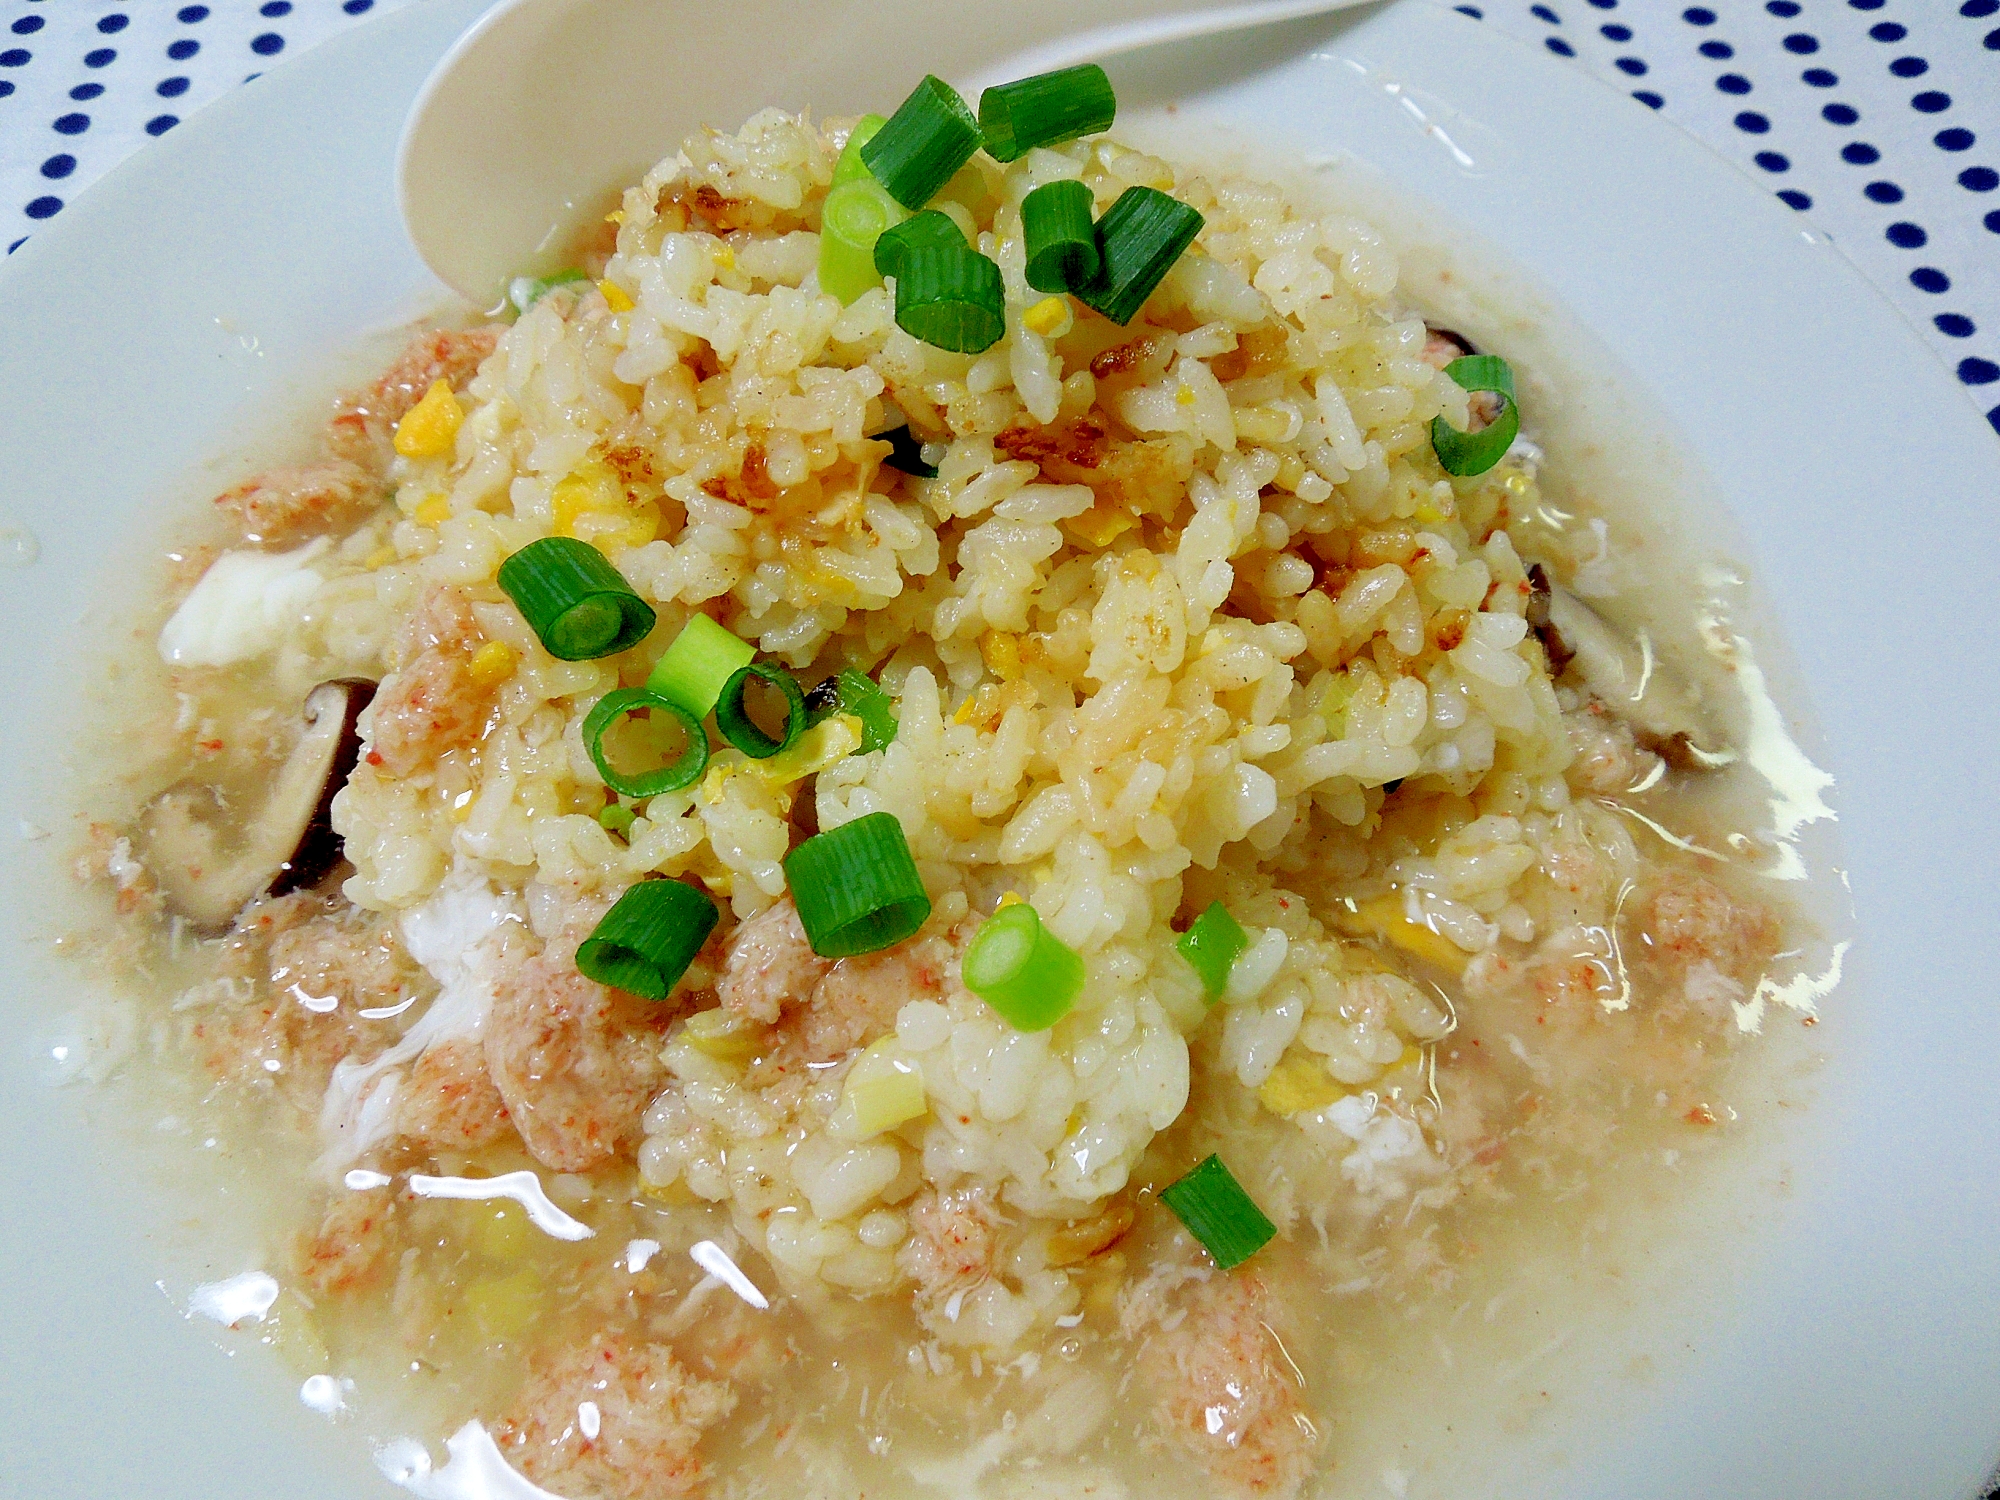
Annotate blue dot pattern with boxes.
[0,0,420,259]
[0,0,1991,438]
[1464,2,2000,435]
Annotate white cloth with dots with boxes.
[1,0,1993,424]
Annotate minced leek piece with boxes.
[1430,354,1520,477]
[715,662,807,759]
[819,179,908,305]
[1178,900,1249,1002]
[978,64,1117,162]
[1159,1154,1276,1270]
[893,244,1006,354]
[962,901,1084,1031]
[507,267,588,316]
[831,113,889,186]
[682,1008,763,1063]
[860,74,981,209]
[847,1067,928,1135]
[836,668,898,752]
[576,877,719,1001]
[1074,185,1205,326]
[783,811,931,958]
[872,209,966,281]
[841,1040,929,1135]
[645,614,756,719]
[497,537,657,661]
[582,687,708,798]
[1021,178,1100,294]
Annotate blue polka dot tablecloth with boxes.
[0,0,1995,400]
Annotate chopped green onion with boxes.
[861,74,982,209]
[1021,179,1100,294]
[576,878,718,1000]
[836,668,898,753]
[963,900,1084,1031]
[582,687,708,798]
[831,113,889,186]
[1159,1154,1276,1270]
[598,798,636,840]
[783,811,931,957]
[508,268,588,316]
[872,209,966,281]
[803,669,898,753]
[646,614,756,719]
[819,179,908,305]
[497,537,657,661]
[894,244,1007,354]
[1074,186,1205,327]
[1430,354,1520,477]
[873,423,938,479]
[1178,900,1249,1003]
[716,663,807,759]
[978,64,1117,163]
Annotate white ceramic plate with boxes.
[3,2,1997,1497]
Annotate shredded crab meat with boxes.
[362,585,496,778]
[897,1181,1004,1315]
[215,459,385,547]
[395,1039,513,1156]
[485,927,672,1173]
[294,1188,402,1297]
[716,895,830,1025]
[1149,1274,1317,1498]
[325,325,503,469]
[492,1334,736,1500]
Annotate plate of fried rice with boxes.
[1,2,1997,1500]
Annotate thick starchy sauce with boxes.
[69,115,1831,1500]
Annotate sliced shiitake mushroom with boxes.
[1423,326,1478,366]
[1524,564,1572,674]
[136,678,376,931]
[1526,565,1730,770]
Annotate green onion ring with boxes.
[835,668,899,753]
[860,74,981,210]
[645,614,756,720]
[783,811,931,958]
[1074,185,1205,327]
[978,65,1117,163]
[497,536,657,662]
[1429,354,1520,477]
[1021,179,1100,294]
[715,663,808,759]
[819,178,908,305]
[582,687,708,798]
[892,243,1006,354]
[873,209,967,282]
[831,113,889,187]
[576,878,718,1000]
[962,901,1085,1031]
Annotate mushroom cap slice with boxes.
[1531,573,1732,771]
[137,678,376,932]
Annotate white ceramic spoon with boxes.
[396,0,1380,307]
